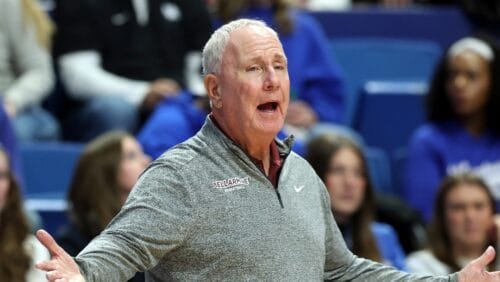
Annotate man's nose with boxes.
[263,67,280,91]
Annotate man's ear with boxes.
[204,74,222,108]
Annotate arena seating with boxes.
[21,142,83,234]
[329,38,441,125]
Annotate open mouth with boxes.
[257,102,278,112]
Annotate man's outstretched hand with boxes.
[459,246,500,281]
[35,229,85,282]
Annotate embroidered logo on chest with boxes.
[212,177,249,192]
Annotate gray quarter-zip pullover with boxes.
[76,117,456,282]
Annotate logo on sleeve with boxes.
[212,177,249,192]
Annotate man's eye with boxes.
[247,66,261,72]
[274,64,285,70]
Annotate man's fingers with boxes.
[471,245,495,269]
[46,270,60,281]
[36,229,64,257]
[488,270,500,277]
[36,260,51,271]
[36,258,60,271]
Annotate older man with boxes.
[36,19,500,281]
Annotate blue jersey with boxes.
[403,120,500,222]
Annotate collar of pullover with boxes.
[207,114,291,187]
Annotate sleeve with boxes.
[58,51,149,104]
[406,252,428,274]
[321,181,454,281]
[2,0,54,111]
[74,161,195,281]
[402,126,445,222]
[292,13,345,123]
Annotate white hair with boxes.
[448,37,495,62]
[202,19,278,75]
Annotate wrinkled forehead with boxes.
[224,25,285,61]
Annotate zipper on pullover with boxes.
[276,190,284,208]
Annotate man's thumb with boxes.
[471,246,496,269]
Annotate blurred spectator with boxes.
[52,0,212,142]
[306,133,407,270]
[137,90,212,158]
[0,146,49,281]
[406,172,499,274]
[0,0,60,141]
[0,103,22,184]
[403,35,500,222]
[56,130,151,282]
[351,0,414,7]
[294,0,351,10]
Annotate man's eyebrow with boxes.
[273,54,287,62]
[242,53,287,65]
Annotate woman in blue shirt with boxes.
[403,35,500,222]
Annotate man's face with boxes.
[211,26,290,142]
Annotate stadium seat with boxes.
[21,142,83,234]
[21,142,83,198]
[354,81,428,196]
[311,6,472,50]
[329,38,441,125]
[392,147,409,197]
[354,80,427,156]
[364,146,393,195]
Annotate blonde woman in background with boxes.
[0,0,60,141]
[0,146,49,281]
[406,172,499,274]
